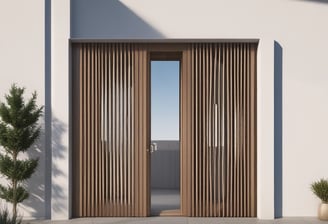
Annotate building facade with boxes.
[0,0,328,220]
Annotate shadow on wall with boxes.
[21,123,45,218]
[44,0,51,218]
[49,117,67,215]
[23,117,66,218]
[274,41,283,218]
[297,0,328,4]
[71,0,164,39]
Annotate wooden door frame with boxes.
[71,42,257,217]
[145,43,194,217]
[148,46,184,216]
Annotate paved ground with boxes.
[23,217,327,224]
[151,189,180,215]
[22,192,327,223]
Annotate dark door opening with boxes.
[150,60,181,216]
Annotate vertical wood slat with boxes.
[205,43,210,217]
[242,44,247,216]
[212,43,217,217]
[222,44,227,217]
[237,44,241,216]
[131,44,135,217]
[112,44,117,216]
[184,43,257,217]
[72,43,149,217]
[228,42,231,216]
[250,44,257,217]
[90,43,94,217]
[72,44,81,217]
[195,44,199,216]
[107,44,112,216]
[209,44,213,217]
[141,46,145,216]
[191,45,195,216]
[86,44,91,217]
[181,44,194,217]
[201,43,205,217]
[100,44,104,215]
[181,47,186,216]
[134,45,139,217]
[216,44,221,217]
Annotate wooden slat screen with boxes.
[72,42,256,218]
[181,43,257,217]
[72,43,150,217]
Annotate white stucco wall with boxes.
[51,0,70,220]
[0,0,48,219]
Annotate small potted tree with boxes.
[311,178,328,220]
[0,84,43,220]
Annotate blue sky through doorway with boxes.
[151,61,179,140]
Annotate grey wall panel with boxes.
[151,140,180,189]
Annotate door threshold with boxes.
[159,209,181,216]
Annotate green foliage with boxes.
[0,86,42,154]
[0,206,21,224]
[0,155,38,182]
[0,84,43,217]
[311,178,328,203]
[0,185,29,204]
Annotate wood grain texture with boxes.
[72,43,149,217]
[181,43,257,217]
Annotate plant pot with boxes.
[318,203,328,221]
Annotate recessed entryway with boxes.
[150,61,181,216]
[71,43,257,217]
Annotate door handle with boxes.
[150,143,158,153]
